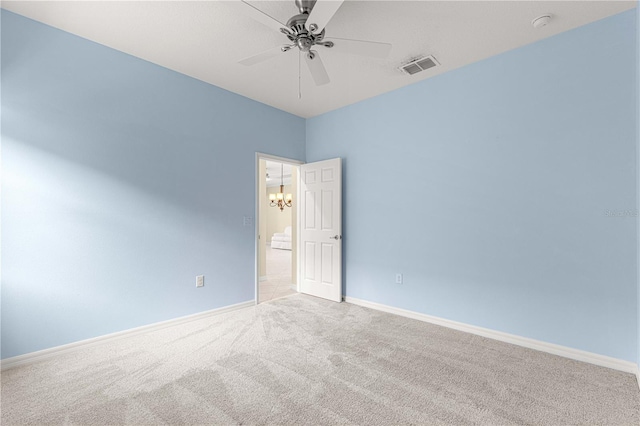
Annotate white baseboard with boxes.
[636,367,640,391]
[345,296,638,375]
[1,300,255,371]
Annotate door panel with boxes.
[304,190,316,229]
[321,243,333,284]
[321,190,333,229]
[299,158,342,302]
[304,242,316,281]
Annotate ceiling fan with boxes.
[238,0,392,87]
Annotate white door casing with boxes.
[299,158,342,302]
[255,153,303,304]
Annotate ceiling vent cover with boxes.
[399,55,439,75]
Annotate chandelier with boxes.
[269,164,292,212]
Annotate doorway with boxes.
[256,154,301,303]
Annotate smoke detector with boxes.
[399,55,439,75]
[532,14,552,28]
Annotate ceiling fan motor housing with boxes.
[285,13,325,52]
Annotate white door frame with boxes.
[255,153,303,304]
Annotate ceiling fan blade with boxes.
[324,37,392,58]
[306,0,344,33]
[240,0,288,33]
[305,51,330,86]
[239,45,289,66]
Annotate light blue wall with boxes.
[307,11,638,362]
[3,8,639,365]
[1,11,305,359]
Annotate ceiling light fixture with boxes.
[238,0,392,90]
[269,164,292,212]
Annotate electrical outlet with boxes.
[395,273,403,284]
[243,216,252,227]
[196,275,204,288]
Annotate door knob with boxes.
[330,235,342,240]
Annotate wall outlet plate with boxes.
[395,273,403,284]
[196,275,204,287]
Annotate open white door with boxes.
[299,158,342,302]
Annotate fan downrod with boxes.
[295,0,316,14]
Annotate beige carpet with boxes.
[2,294,639,425]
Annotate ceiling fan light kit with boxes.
[239,0,392,89]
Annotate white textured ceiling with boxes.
[2,1,635,118]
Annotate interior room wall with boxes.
[1,11,305,359]
[2,6,638,370]
[307,10,638,362]
[266,184,293,244]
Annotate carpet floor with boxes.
[1,294,639,425]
